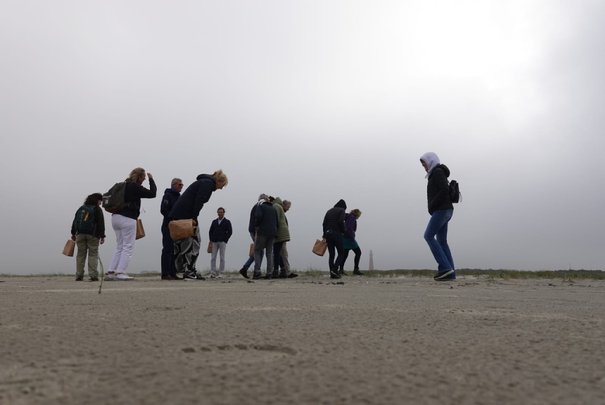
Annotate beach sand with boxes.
[1,274,604,405]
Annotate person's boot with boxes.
[353,267,363,276]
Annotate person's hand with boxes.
[71,235,76,241]
[100,238,105,245]
[147,172,153,180]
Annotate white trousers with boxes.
[210,242,226,274]
[110,214,136,273]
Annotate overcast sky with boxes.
[1,0,603,275]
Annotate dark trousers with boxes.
[273,241,285,272]
[325,232,344,272]
[340,247,362,270]
[161,223,177,277]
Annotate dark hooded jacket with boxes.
[168,174,216,221]
[427,164,453,215]
[322,199,347,236]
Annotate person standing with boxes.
[160,178,183,280]
[71,193,105,281]
[272,197,290,279]
[252,196,277,280]
[420,152,456,281]
[278,200,297,278]
[340,208,363,276]
[322,199,347,279]
[107,167,156,281]
[239,194,267,279]
[168,170,228,280]
[208,207,232,278]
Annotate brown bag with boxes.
[136,218,145,240]
[207,241,213,254]
[312,239,327,256]
[62,239,75,257]
[248,243,255,257]
[168,219,195,240]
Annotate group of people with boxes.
[237,194,297,280]
[69,151,457,282]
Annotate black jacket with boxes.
[209,218,233,243]
[168,174,216,221]
[323,199,347,236]
[160,188,181,225]
[427,164,453,215]
[118,178,157,219]
[254,201,278,237]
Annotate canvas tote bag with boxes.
[136,218,145,240]
[312,239,327,256]
[168,219,195,241]
[62,239,75,257]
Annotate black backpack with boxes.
[75,205,97,234]
[102,182,127,213]
[449,180,461,203]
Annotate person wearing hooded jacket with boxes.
[168,170,228,280]
[322,199,347,279]
[420,152,455,281]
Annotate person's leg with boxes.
[326,233,337,271]
[109,214,123,273]
[436,218,455,270]
[114,215,136,276]
[423,209,454,272]
[210,242,218,275]
[353,247,362,270]
[334,234,345,272]
[87,235,100,280]
[340,249,350,272]
[174,238,187,274]
[75,234,87,280]
[253,234,266,278]
[273,241,284,274]
[218,242,226,275]
[265,237,275,277]
[161,224,173,278]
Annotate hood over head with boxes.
[420,152,441,177]
[334,199,347,210]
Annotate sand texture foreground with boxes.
[1,275,604,405]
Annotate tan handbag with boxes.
[248,243,255,257]
[136,218,145,240]
[312,239,327,256]
[207,241,213,254]
[168,219,195,241]
[62,239,75,257]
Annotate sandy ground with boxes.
[1,274,604,405]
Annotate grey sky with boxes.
[1,0,603,275]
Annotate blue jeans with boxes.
[424,209,455,271]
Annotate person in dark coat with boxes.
[420,152,455,281]
[252,196,278,279]
[168,170,228,280]
[160,178,183,280]
[239,195,267,279]
[208,207,232,278]
[322,199,347,279]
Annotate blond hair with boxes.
[213,170,228,188]
[126,167,146,183]
[350,209,362,218]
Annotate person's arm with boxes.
[209,220,216,242]
[225,220,233,242]
[136,176,157,199]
